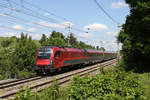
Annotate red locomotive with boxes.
[34,46,117,74]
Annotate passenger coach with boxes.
[34,46,117,74]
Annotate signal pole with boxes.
[68,23,71,47]
[100,40,104,59]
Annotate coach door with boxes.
[54,51,62,68]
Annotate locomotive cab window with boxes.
[38,47,53,59]
[54,51,62,57]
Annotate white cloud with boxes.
[15,34,21,38]
[111,1,128,8]
[62,21,73,27]
[45,32,52,37]
[28,28,38,32]
[39,21,73,29]
[0,32,17,37]
[107,31,118,36]
[44,13,51,16]
[32,34,41,39]
[84,23,107,31]
[29,32,52,40]
[12,25,24,30]
[4,32,15,37]
[112,40,117,43]
[77,32,93,39]
[0,13,7,16]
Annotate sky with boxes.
[0,0,130,51]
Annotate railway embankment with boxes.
[0,59,115,99]
[1,59,149,100]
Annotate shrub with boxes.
[13,87,40,100]
[67,68,146,100]
[16,69,36,79]
[13,81,67,100]
[12,67,148,100]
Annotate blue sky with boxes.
[0,0,130,51]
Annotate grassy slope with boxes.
[139,73,150,99]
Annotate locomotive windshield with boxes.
[38,47,53,59]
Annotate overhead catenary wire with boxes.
[94,0,119,24]
[21,0,86,33]
[0,3,62,25]
[93,0,121,52]
[1,0,60,23]
[1,11,95,43]
[0,4,70,35]
[0,13,68,36]
[22,0,69,22]
[6,0,14,14]
[0,25,41,35]
[0,14,41,29]
[0,0,98,46]
[1,0,87,33]
[3,0,62,22]
[0,12,55,29]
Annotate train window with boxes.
[38,47,52,59]
[54,51,62,57]
[84,50,87,56]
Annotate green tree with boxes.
[69,33,77,47]
[0,45,16,78]
[48,38,67,47]
[47,31,67,47]
[0,37,17,78]
[14,33,38,71]
[78,41,86,49]
[117,0,150,72]
[99,47,105,51]
[39,34,47,46]
[1,39,12,47]
[50,31,65,39]
[39,31,95,49]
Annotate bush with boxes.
[13,87,40,100]
[67,68,146,100]
[12,68,148,100]
[138,73,150,100]
[0,39,14,47]
[0,34,40,79]
[16,69,36,79]
[0,74,4,80]
[13,82,67,100]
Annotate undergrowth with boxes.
[12,67,149,100]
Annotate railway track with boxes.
[0,59,116,99]
[0,76,43,89]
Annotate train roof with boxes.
[65,48,84,52]
[86,49,116,54]
[86,49,103,53]
[40,46,116,53]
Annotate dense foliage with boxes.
[39,31,95,49]
[0,33,39,79]
[68,68,146,100]
[13,68,149,100]
[117,0,150,72]
[13,82,66,100]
